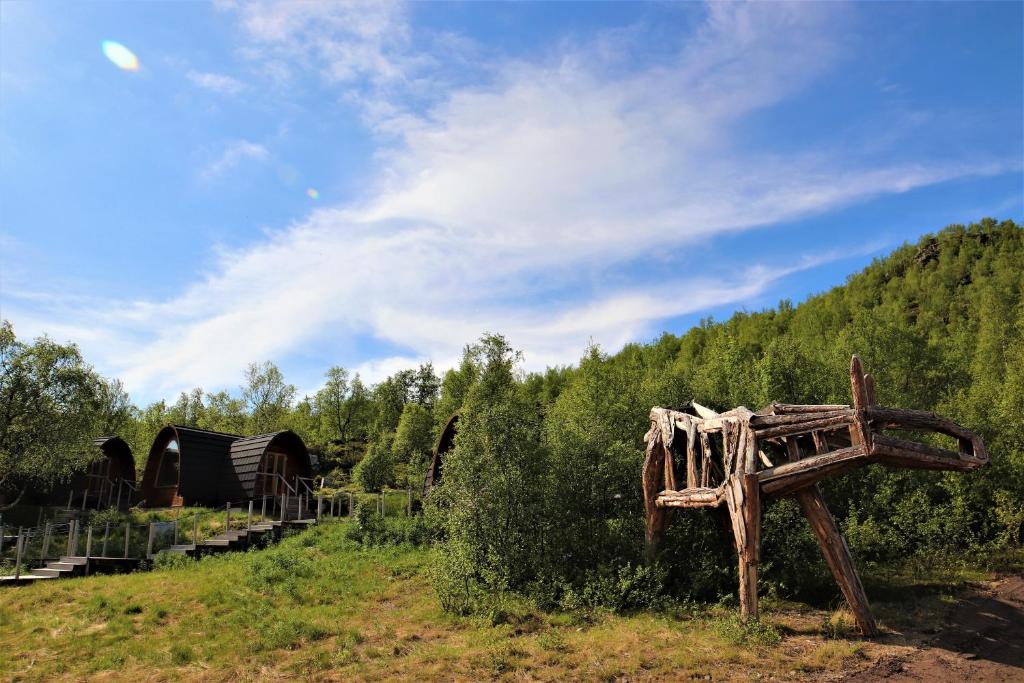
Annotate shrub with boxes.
[353,434,395,492]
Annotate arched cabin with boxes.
[140,425,313,508]
[225,431,313,503]
[51,436,137,509]
[423,413,459,495]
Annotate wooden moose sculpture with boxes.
[642,355,988,636]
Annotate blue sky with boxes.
[1,1,1021,404]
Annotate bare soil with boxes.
[843,575,1024,682]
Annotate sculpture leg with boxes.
[795,487,877,636]
[790,435,877,636]
[727,474,761,621]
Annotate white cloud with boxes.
[5,2,1017,402]
[216,0,412,86]
[187,69,247,95]
[199,140,269,181]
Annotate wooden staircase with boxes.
[165,520,288,557]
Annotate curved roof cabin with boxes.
[140,425,313,508]
[52,436,138,509]
[423,413,459,495]
[225,431,312,502]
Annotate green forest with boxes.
[2,217,1022,614]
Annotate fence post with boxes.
[66,520,74,556]
[317,491,323,521]
[14,530,23,580]
[124,522,131,558]
[247,501,253,533]
[225,503,231,533]
[102,523,110,557]
[261,496,267,520]
[193,513,199,545]
[146,523,155,559]
[81,489,88,512]
[116,479,123,509]
[407,487,413,516]
[41,522,51,561]
[282,492,288,522]
[85,527,93,576]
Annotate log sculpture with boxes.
[642,355,988,636]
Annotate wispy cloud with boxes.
[215,0,412,87]
[187,69,247,95]
[199,140,269,181]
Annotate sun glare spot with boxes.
[101,41,140,72]
[306,188,320,200]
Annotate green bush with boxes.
[353,434,395,492]
[153,551,193,571]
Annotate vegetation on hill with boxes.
[1,218,1021,615]
[424,218,1024,612]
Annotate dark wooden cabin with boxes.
[139,425,312,508]
[51,436,138,509]
[226,431,313,502]
[423,413,459,495]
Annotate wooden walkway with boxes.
[0,518,317,585]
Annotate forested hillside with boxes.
[426,217,1024,611]
[1,218,1020,612]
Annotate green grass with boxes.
[0,521,1012,681]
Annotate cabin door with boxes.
[261,450,288,497]
[87,458,112,498]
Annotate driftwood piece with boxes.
[642,355,988,635]
[786,438,877,636]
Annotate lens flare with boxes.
[102,41,140,71]
[306,188,320,200]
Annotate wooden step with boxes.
[30,568,64,578]
[47,562,81,572]
[0,574,55,584]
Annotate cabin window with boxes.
[156,439,180,487]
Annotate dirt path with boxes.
[845,575,1024,682]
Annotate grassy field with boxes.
[0,520,1013,682]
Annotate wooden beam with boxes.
[758,445,869,497]
[786,438,877,636]
[726,473,761,621]
[685,427,698,489]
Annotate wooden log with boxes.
[786,438,877,636]
[723,421,735,476]
[753,413,856,439]
[699,431,712,488]
[663,442,677,491]
[726,474,761,621]
[872,435,985,471]
[865,407,988,462]
[770,404,850,414]
[758,445,870,497]
[849,355,872,450]
[743,423,758,475]
[750,409,856,428]
[864,373,876,406]
[656,487,725,508]
[642,425,672,556]
[686,427,698,489]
